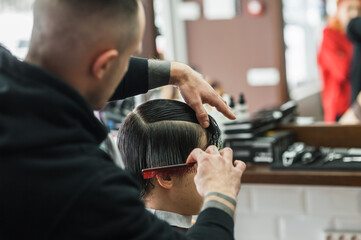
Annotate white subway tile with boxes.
[232,185,361,240]
[279,216,332,240]
[334,216,361,231]
[250,185,305,215]
[236,184,252,213]
[305,187,361,216]
[234,214,279,240]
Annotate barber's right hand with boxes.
[186,146,246,200]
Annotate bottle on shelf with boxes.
[234,93,250,121]
[228,96,235,109]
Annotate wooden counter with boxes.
[241,123,361,187]
[242,164,361,187]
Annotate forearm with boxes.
[110,57,149,101]
[148,60,195,89]
[202,192,237,219]
[148,59,171,89]
[110,58,172,101]
[111,58,234,127]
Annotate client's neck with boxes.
[143,188,191,216]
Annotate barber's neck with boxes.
[25,47,90,100]
[25,46,74,79]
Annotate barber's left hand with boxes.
[169,62,236,128]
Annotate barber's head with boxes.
[117,99,221,215]
[26,0,145,109]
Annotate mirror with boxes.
[2,0,357,125]
[282,0,326,121]
[283,0,361,123]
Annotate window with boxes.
[0,0,34,59]
[283,0,326,99]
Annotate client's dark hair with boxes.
[117,99,221,196]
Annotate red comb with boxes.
[142,162,196,179]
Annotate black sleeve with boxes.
[186,208,234,239]
[109,57,149,101]
[54,168,234,240]
[347,17,361,44]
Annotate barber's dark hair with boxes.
[117,99,221,197]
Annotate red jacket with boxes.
[318,27,353,122]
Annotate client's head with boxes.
[117,99,221,215]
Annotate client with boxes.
[117,99,221,232]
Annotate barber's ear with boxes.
[155,175,173,190]
[92,49,119,80]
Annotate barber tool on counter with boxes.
[223,99,297,140]
[301,146,322,165]
[222,98,298,163]
[224,130,295,163]
[274,144,361,170]
[282,143,323,167]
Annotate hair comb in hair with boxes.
[142,162,196,179]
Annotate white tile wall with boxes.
[334,217,361,230]
[279,216,332,240]
[250,185,305,215]
[234,184,361,240]
[237,184,252,213]
[234,214,279,240]
[305,187,361,216]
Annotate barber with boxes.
[0,0,246,239]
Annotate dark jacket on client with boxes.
[0,46,234,239]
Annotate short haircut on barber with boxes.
[117,99,221,197]
[30,0,139,56]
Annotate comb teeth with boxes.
[142,163,196,179]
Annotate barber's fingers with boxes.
[192,102,210,128]
[218,103,236,120]
[187,147,244,170]
[219,147,233,161]
[234,160,247,173]
[211,95,236,120]
[186,148,205,164]
[205,145,220,155]
[187,146,221,164]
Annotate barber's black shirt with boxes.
[0,46,234,240]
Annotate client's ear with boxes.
[155,175,174,190]
[91,49,119,80]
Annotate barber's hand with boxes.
[169,62,236,128]
[186,146,246,200]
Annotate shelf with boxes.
[242,164,361,187]
[235,123,361,187]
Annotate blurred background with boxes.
[0,0,338,122]
[2,2,361,240]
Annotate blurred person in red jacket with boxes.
[318,0,361,122]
